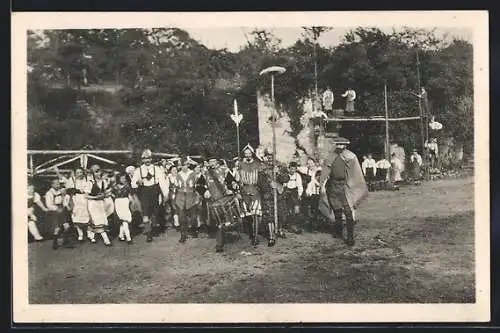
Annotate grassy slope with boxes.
[29,176,475,304]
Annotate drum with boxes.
[208,195,242,231]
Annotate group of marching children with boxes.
[27,147,326,251]
[28,164,131,249]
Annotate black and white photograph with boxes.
[12,11,489,323]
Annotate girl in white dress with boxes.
[64,167,90,242]
[113,173,133,244]
[28,182,47,241]
[85,165,112,246]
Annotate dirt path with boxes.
[28,177,475,303]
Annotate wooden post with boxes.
[29,154,34,176]
[416,49,429,181]
[384,84,391,182]
[271,74,279,235]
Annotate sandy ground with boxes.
[28,176,475,304]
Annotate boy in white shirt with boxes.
[304,169,322,230]
[280,162,304,234]
[45,179,74,249]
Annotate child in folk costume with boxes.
[193,163,209,230]
[84,164,113,246]
[102,171,116,218]
[125,165,143,234]
[28,182,47,241]
[45,178,75,249]
[305,169,322,228]
[390,153,403,183]
[362,154,377,191]
[167,164,180,231]
[113,172,133,244]
[279,162,304,234]
[376,157,391,183]
[409,150,423,181]
[64,167,91,242]
[172,157,200,243]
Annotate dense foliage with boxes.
[27,27,473,158]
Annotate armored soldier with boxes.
[238,144,275,247]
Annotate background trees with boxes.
[27,27,473,160]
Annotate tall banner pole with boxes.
[259,66,286,237]
[230,99,243,160]
[271,74,278,236]
[384,84,390,182]
[237,123,240,160]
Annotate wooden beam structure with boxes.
[27,150,200,159]
[324,116,421,122]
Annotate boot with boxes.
[62,231,76,248]
[215,227,225,252]
[250,236,259,247]
[191,226,199,238]
[179,234,187,243]
[146,231,153,243]
[52,234,59,250]
[332,222,343,239]
[345,220,355,246]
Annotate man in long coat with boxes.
[321,137,368,246]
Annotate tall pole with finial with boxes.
[230,99,243,159]
[259,66,286,236]
[384,83,391,182]
[416,49,429,181]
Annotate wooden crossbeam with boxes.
[325,116,421,122]
[27,150,182,158]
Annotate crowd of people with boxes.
[27,138,432,253]
[27,139,432,253]
[26,145,340,252]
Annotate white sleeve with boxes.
[131,168,141,189]
[83,180,93,194]
[45,191,57,211]
[156,166,169,198]
[351,90,356,100]
[341,91,347,97]
[65,177,74,189]
[305,181,314,197]
[297,174,303,197]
